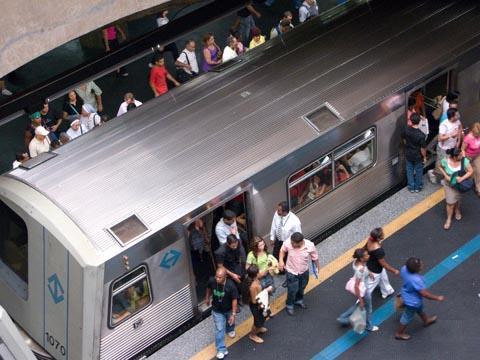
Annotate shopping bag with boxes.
[349,306,367,334]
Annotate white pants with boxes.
[367,268,394,297]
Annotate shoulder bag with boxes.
[452,158,473,193]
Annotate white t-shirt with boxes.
[222,46,238,63]
[270,211,302,242]
[349,147,371,173]
[439,119,462,150]
[156,16,169,27]
[29,137,51,158]
[215,219,241,245]
[117,100,143,117]
[67,124,88,140]
[176,49,199,74]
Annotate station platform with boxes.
[188,188,480,360]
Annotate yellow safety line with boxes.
[190,189,445,360]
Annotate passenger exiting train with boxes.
[205,268,238,360]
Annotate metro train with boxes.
[1,0,480,359]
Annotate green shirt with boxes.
[441,157,470,185]
[246,252,269,272]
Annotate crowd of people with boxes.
[203,197,449,359]
[11,0,321,170]
[402,90,480,230]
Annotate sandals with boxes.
[455,212,462,221]
[249,334,264,344]
[443,220,451,230]
[423,315,438,327]
[395,333,411,341]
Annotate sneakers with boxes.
[367,325,379,332]
[216,352,225,359]
[428,169,438,184]
[294,301,307,309]
[1,88,12,96]
[382,290,395,299]
[227,331,236,338]
[286,307,294,316]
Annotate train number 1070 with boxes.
[45,332,66,356]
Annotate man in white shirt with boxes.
[270,201,302,263]
[175,40,199,83]
[299,0,319,23]
[29,126,51,158]
[117,92,143,117]
[437,108,462,171]
[75,81,103,113]
[215,210,241,246]
[66,119,88,140]
[348,144,371,174]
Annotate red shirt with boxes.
[150,66,168,96]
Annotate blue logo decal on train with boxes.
[47,273,65,304]
[160,249,181,270]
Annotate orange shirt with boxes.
[150,66,168,96]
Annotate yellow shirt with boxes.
[249,35,266,49]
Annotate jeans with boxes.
[286,270,309,308]
[337,292,373,330]
[239,15,255,44]
[406,160,424,191]
[400,305,424,325]
[212,310,235,353]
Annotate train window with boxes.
[109,266,152,328]
[288,155,333,212]
[107,214,149,245]
[333,128,376,186]
[0,200,28,296]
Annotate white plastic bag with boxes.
[349,306,366,334]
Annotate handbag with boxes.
[349,306,367,334]
[345,273,366,298]
[452,158,473,193]
[176,51,197,83]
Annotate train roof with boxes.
[8,0,480,257]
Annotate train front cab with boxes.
[0,177,101,360]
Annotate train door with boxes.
[407,70,454,167]
[186,192,251,310]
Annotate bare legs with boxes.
[444,201,461,230]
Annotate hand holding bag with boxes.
[451,158,474,193]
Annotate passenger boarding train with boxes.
[1,0,480,358]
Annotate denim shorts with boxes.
[400,305,424,325]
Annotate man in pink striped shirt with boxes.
[279,232,320,316]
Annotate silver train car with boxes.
[1,0,480,358]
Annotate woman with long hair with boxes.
[246,236,275,290]
[462,122,480,195]
[201,33,222,72]
[438,147,474,229]
[242,265,270,343]
[365,227,399,299]
[337,248,378,332]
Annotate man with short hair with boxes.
[279,232,319,315]
[436,108,462,172]
[175,40,199,83]
[215,235,246,287]
[270,18,294,39]
[402,113,427,193]
[29,126,51,158]
[299,0,319,23]
[40,100,63,135]
[205,267,238,360]
[117,92,143,117]
[215,209,241,245]
[149,53,180,97]
[270,201,302,261]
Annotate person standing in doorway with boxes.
[205,268,238,359]
[395,257,444,340]
[402,113,427,193]
[279,232,319,316]
[270,201,302,265]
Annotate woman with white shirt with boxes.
[222,36,239,63]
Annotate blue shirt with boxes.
[400,265,425,308]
